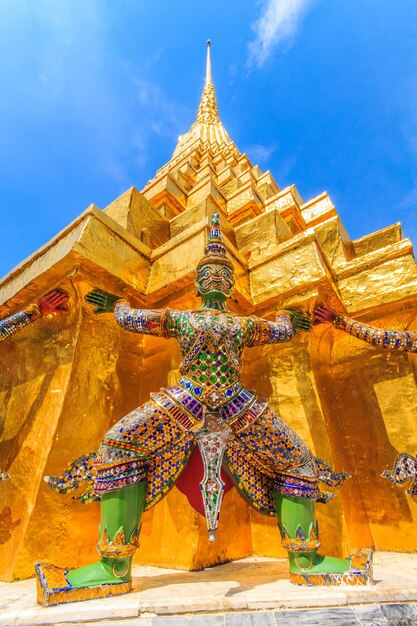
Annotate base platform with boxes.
[1,553,417,625]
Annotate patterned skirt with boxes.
[89,387,348,516]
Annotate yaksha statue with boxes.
[36,214,372,606]
[0,290,68,484]
[0,290,68,343]
[314,304,417,499]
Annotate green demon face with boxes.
[195,262,235,298]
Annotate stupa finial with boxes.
[195,40,220,125]
[205,39,212,86]
[171,40,238,159]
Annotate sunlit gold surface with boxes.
[2,49,417,582]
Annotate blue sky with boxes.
[1,0,417,278]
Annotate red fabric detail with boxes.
[176,447,234,517]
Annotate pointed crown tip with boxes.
[196,212,233,270]
[210,211,220,227]
[207,212,226,254]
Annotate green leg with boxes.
[67,482,146,588]
[274,493,349,575]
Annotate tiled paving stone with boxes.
[35,605,417,625]
[4,555,417,625]
[380,602,417,624]
[274,607,361,626]
[58,621,153,626]
[225,613,275,626]
[152,618,190,626]
[352,603,389,625]
[189,615,226,625]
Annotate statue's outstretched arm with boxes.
[334,314,417,352]
[246,308,311,347]
[114,300,171,338]
[0,307,40,342]
[0,290,68,343]
[314,304,417,352]
[245,312,295,346]
[85,289,173,338]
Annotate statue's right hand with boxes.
[85,289,121,314]
[38,290,69,316]
[313,304,336,325]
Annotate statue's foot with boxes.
[290,553,349,575]
[66,559,131,587]
[289,548,373,586]
[35,561,132,607]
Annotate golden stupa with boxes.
[1,43,417,582]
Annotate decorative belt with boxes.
[179,377,241,409]
[151,388,204,431]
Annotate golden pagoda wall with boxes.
[311,311,417,554]
[2,135,417,581]
[0,278,149,580]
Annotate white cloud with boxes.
[392,184,417,249]
[228,63,238,85]
[133,76,189,140]
[394,184,417,212]
[246,143,277,165]
[248,0,313,69]
[0,2,189,185]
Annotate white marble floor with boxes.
[1,553,417,626]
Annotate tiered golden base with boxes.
[35,562,132,607]
[289,548,373,586]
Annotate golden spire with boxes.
[170,40,238,159]
[195,40,220,125]
[205,39,212,85]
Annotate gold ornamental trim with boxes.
[24,304,41,321]
[280,524,320,552]
[97,527,139,559]
[288,570,370,587]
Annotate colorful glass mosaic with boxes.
[381,452,417,497]
[0,305,40,342]
[98,302,339,517]
[47,214,350,536]
[334,314,417,351]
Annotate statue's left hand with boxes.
[282,309,312,332]
[85,289,121,314]
[38,290,69,316]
